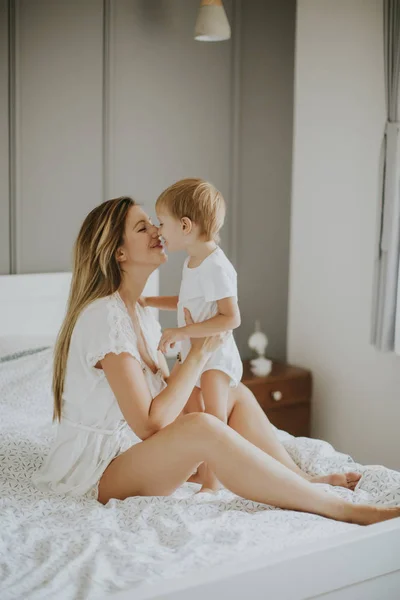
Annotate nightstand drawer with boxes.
[266,403,311,437]
[241,361,312,438]
[247,376,311,411]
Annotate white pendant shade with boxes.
[194,0,231,42]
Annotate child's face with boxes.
[156,210,187,252]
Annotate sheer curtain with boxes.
[371,0,400,354]
[396,264,400,353]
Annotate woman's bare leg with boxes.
[98,413,400,526]
[226,384,306,476]
[183,386,308,484]
[226,383,361,490]
[184,385,359,488]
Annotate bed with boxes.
[1,272,400,600]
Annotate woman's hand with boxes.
[158,327,188,354]
[184,308,225,356]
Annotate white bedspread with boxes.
[1,350,400,600]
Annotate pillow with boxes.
[0,335,55,360]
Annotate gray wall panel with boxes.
[108,0,233,331]
[0,0,9,274]
[237,0,295,360]
[16,0,103,273]
[0,0,296,360]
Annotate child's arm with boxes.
[142,296,179,311]
[157,298,240,354]
[185,297,240,337]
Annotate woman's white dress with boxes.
[32,292,166,499]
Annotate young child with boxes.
[144,178,242,493]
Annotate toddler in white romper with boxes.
[149,178,243,492]
[177,246,242,389]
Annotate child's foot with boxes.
[310,471,361,491]
[196,485,218,494]
[196,477,221,494]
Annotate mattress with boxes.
[1,349,400,600]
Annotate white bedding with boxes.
[1,350,400,600]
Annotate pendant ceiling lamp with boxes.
[194,0,231,42]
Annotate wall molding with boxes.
[102,0,111,201]
[8,0,17,274]
[228,0,241,268]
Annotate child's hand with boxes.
[138,296,147,308]
[158,327,188,354]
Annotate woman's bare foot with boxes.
[345,504,400,526]
[310,471,361,491]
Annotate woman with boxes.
[33,196,400,525]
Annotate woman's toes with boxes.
[328,474,349,488]
[311,471,362,490]
[346,472,362,488]
[332,472,361,489]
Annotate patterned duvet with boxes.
[1,349,400,600]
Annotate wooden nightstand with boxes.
[241,361,312,437]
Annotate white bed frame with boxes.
[121,519,400,600]
[0,270,159,336]
[1,272,400,600]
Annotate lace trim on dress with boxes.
[115,293,162,376]
[86,293,141,371]
[135,304,160,367]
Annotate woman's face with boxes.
[117,205,166,268]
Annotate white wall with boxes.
[288,0,400,470]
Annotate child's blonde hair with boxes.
[156,178,226,242]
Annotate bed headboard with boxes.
[0,270,159,337]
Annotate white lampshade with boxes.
[194,0,231,42]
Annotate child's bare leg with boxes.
[197,370,230,493]
[169,361,204,417]
[178,381,206,484]
[201,370,230,422]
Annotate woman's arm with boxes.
[101,338,219,440]
[157,350,170,381]
[143,296,178,311]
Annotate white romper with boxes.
[177,246,243,388]
[32,292,166,499]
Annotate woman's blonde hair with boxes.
[52,196,135,421]
[156,178,226,242]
